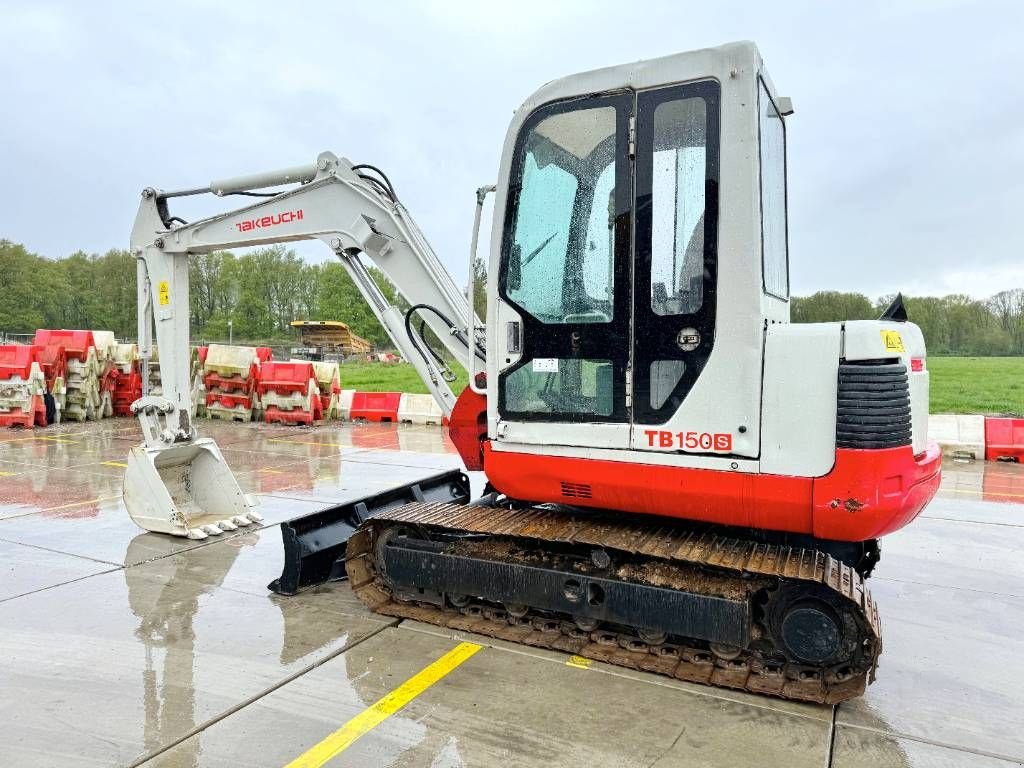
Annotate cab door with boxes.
[495,92,634,449]
[631,82,720,442]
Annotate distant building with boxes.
[289,320,372,360]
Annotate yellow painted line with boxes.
[286,641,482,767]
[0,435,78,444]
[565,655,592,670]
[269,438,344,448]
[100,461,128,468]
[0,470,18,477]
[40,494,121,513]
[258,468,286,474]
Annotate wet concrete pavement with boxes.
[0,419,1022,767]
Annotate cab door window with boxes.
[499,96,631,422]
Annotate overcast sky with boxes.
[1,1,1022,300]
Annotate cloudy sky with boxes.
[1,1,1022,300]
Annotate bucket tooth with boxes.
[231,515,253,527]
[245,511,264,524]
[200,524,224,536]
[186,528,209,540]
[217,519,238,531]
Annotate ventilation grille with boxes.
[560,481,593,499]
[836,360,912,449]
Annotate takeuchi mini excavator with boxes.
[124,41,942,704]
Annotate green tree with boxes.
[791,291,875,323]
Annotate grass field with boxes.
[338,360,469,396]
[927,356,1023,415]
[339,356,1023,416]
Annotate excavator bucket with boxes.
[124,437,262,539]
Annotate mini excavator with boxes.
[124,42,941,703]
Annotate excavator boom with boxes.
[126,152,483,538]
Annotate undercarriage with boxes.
[345,497,882,705]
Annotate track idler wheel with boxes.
[767,584,862,667]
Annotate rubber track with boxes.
[346,502,881,705]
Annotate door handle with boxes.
[506,321,522,354]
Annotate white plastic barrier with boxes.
[927,414,985,460]
[337,389,356,421]
[398,393,445,425]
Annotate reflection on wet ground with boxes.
[0,420,1021,767]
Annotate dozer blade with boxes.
[268,469,470,596]
[123,438,262,539]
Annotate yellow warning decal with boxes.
[158,280,170,306]
[881,330,904,353]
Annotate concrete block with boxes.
[398,393,444,425]
[928,414,985,460]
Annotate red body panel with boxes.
[448,386,487,471]
[481,441,942,542]
[985,417,1024,462]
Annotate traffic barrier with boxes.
[259,362,317,395]
[110,344,141,416]
[203,345,261,420]
[311,361,341,420]
[257,361,323,424]
[397,393,445,425]
[927,414,985,460]
[34,330,102,422]
[985,417,1024,463]
[207,401,255,422]
[264,399,323,425]
[349,391,401,422]
[0,345,48,428]
[33,329,95,361]
[337,389,356,420]
[0,345,40,380]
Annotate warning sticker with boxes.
[158,280,170,306]
[881,330,904,353]
[532,358,559,373]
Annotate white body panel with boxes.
[760,323,841,476]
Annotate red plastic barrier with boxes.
[985,417,1024,462]
[33,330,95,361]
[349,391,401,422]
[0,396,45,428]
[204,371,257,394]
[257,362,315,395]
[206,392,255,410]
[255,347,273,363]
[197,346,209,365]
[264,405,316,425]
[35,345,66,386]
[0,345,40,380]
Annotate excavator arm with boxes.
[126,151,485,538]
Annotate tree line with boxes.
[0,239,403,347]
[792,290,1024,356]
[1,238,1021,355]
